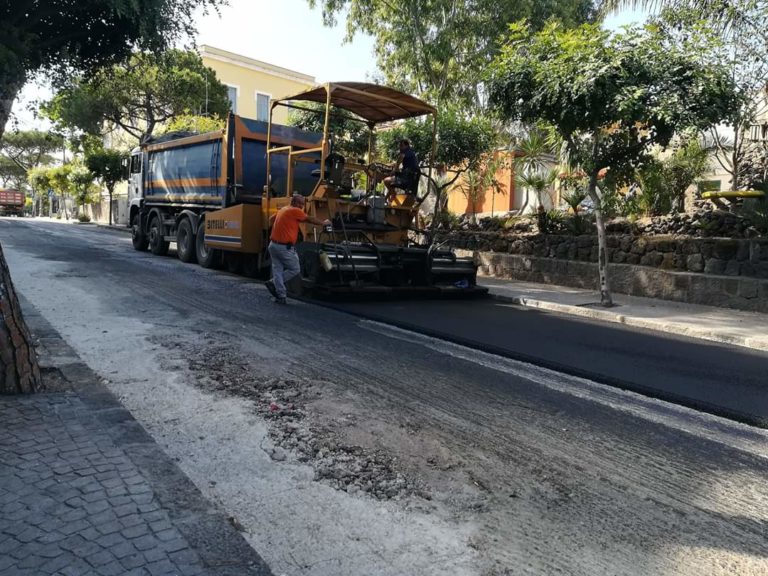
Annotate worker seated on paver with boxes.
[384,138,420,206]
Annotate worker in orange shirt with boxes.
[266,194,331,304]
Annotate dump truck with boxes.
[0,190,25,217]
[128,82,485,297]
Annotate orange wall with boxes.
[446,151,517,216]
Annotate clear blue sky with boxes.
[12,2,648,130]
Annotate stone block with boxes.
[724,259,740,276]
[660,253,677,270]
[736,241,750,261]
[630,238,648,255]
[681,239,700,255]
[640,251,664,267]
[686,254,704,272]
[620,236,632,252]
[713,239,739,260]
[590,247,600,262]
[737,279,759,299]
[612,250,627,263]
[626,253,640,265]
[576,235,592,248]
[704,258,726,275]
[578,248,592,261]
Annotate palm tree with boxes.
[513,129,557,214]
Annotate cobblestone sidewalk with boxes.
[0,300,271,576]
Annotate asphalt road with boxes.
[2,218,768,576]
[330,297,768,426]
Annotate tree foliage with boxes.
[288,103,370,158]
[44,50,230,143]
[0,130,61,190]
[634,138,710,215]
[307,0,596,107]
[0,0,223,141]
[161,114,226,135]
[488,21,740,304]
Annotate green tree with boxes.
[0,130,62,173]
[44,50,230,143]
[288,103,369,158]
[308,0,596,108]
[0,129,62,192]
[0,157,27,191]
[160,114,227,135]
[378,107,498,226]
[603,2,768,190]
[48,164,74,219]
[27,167,53,216]
[68,163,97,215]
[488,21,739,305]
[0,0,223,143]
[86,149,127,226]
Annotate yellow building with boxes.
[199,45,316,125]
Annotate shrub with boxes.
[77,213,91,223]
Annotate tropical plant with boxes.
[457,154,508,222]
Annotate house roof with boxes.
[275,82,436,124]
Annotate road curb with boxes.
[96,223,131,234]
[490,292,768,353]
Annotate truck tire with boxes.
[131,212,149,252]
[148,215,169,256]
[195,220,221,269]
[176,218,197,263]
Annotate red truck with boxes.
[0,189,24,217]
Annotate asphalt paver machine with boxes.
[265,82,487,297]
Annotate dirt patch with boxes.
[151,334,419,501]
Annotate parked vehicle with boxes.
[0,190,25,217]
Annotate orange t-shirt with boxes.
[270,206,308,244]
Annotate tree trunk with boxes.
[588,181,613,307]
[0,243,42,394]
[0,70,43,394]
[108,187,114,226]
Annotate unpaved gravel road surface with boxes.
[2,218,768,576]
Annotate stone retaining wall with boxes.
[444,233,768,279]
[459,250,768,313]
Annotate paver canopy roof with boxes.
[276,82,436,124]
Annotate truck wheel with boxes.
[176,218,197,263]
[195,220,221,269]
[148,215,169,256]
[131,213,148,252]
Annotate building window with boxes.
[226,85,238,114]
[256,92,270,122]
